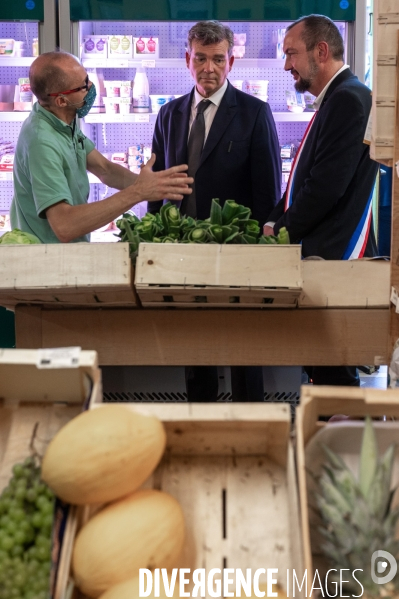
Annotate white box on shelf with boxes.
[81,35,108,60]
[133,36,159,59]
[108,35,133,58]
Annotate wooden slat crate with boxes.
[371,0,399,162]
[135,243,302,308]
[299,259,390,308]
[62,401,305,599]
[0,243,137,308]
[0,348,102,599]
[296,386,399,596]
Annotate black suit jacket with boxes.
[267,69,378,259]
[149,81,281,225]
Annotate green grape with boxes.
[30,512,43,529]
[0,535,14,551]
[12,464,24,479]
[25,489,36,503]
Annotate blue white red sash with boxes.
[284,112,317,212]
[342,188,373,259]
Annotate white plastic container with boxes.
[133,67,149,113]
[120,81,132,98]
[104,81,121,97]
[119,97,131,114]
[245,80,269,99]
[149,94,174,113]
[229,80,243,91]
[103,97,119,114]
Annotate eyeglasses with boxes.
[47,75,89,97]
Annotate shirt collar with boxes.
[193,79,228,108]
[34,101,77,136]
[313,64,350,110]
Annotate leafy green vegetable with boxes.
[115,199,291,261]
[0,229,41,245]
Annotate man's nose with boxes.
[284,54,291,71]
[203,59,215,71]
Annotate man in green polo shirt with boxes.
[10,51,193,243]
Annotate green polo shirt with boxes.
[10,102,95,243]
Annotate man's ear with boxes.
[317,41,329,63]
[185,51,190,68]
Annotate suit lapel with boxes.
[174,90,193,165]
[199,82,237,166]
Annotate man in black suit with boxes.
[265,14,379,386]
[150,20,282,401]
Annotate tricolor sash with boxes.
[342,188,373,259]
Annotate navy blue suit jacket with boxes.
[149,81,281,225]
[267,69,378,259]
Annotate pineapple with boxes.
[315,417,399,598]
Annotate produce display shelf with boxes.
[61,400,304,598]
[296,386,399,596]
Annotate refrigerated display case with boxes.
[0,0,56,238]
[58,0,356,241]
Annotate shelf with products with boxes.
[0,57,36,67]
[83,111,314,125]
[82,58,286,70]
[0,112,30,122]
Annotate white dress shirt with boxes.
[188,79,228,144]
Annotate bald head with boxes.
[30,51,83,104]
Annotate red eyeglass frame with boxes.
[47,74,89,97]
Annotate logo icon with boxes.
[371,550,397,585]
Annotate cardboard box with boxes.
[108,35,133,58]
[133,36,159,59]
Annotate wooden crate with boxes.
[296,386,399,596]
[370,0,399,162]
[0,243,137,308]
[63,401,305,599]
[0,348,102,599]
[135,243,302,308]
[299,259,390,308]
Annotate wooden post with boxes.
[390,31,399,351]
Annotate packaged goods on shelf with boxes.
[120,81,132,97]
[119,97,132,114]
[149,94,174,113]
[81,35,108,59]
[133,67,149,113]
[244,80,268,101]
[133,36,159,58]
[104,80,122,97]
[286,90,306,113]
[282,159,293,173]
[0,153,14,171]
[233,32,246,45]
[111,152,127,163]
[0,39,15,56]
[229,79,243,90]
[108,35,133,58]
[232,45,245,58]
[280,144,295,159]
[303,92,316,111]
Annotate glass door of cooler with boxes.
[0,0,56,239]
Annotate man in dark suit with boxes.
[265,14,379,386]
[150,20,282,401]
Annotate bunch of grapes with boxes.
[0,456,54,599]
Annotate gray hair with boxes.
[287,14,344,61]
[187,21,234,57]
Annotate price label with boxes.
[0,172,10,181]
[135,114,150,123]
[141,60,156,68]
[110,59,129,68]
[37,347,82,369]
[90,60,104,69]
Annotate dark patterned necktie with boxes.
[182,99,212,217]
